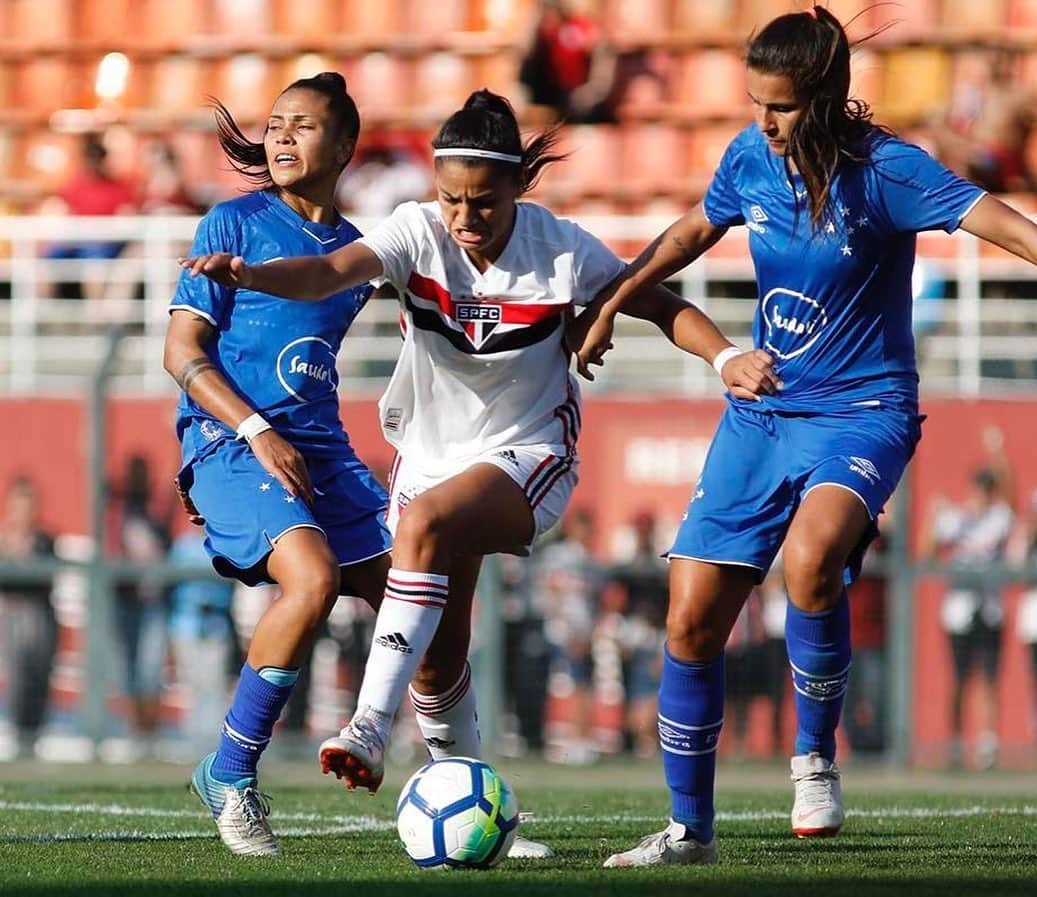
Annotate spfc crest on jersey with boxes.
[455,303,502,349]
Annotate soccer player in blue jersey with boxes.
[165,73,399,857]
[570,6,1037,867]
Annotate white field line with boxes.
[1,801,1037,844]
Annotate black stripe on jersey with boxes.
[404,294,561,355]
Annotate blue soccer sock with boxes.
[210,664,299,784]
[658,648,725,844]
[785,591,851,762]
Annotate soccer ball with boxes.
[396,756,519,869]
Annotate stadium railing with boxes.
[1,212,1037,395]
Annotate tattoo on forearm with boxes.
[176,357,216,392]
[671,234,690,255]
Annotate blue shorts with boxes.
[179,438,391,586]
[670,402,922,584]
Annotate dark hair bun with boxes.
[313,71,348,93]
[463,89,515,119]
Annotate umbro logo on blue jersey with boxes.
[848,456,880,484]
[376,632,414,654]
[750,205,768,223]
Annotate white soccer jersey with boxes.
[359,200,625,474]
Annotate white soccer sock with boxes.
[410,660,481,760]
[353,568,449,739]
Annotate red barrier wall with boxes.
[3,395,1036,762]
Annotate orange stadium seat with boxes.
[605,0,668,42]
[469,54,520,101]
[11,60,74,117]
[621,123,686,197]
[675,50,747,120]
[149,57,208,116]
[346,53,414,119]
[272,0,342,39]
[880,48,951,123]
[214,55,275,121]
[685,124,740,180]
[341,0,404,40]
[1007,0,1037,27]
[75,0,137,43]
[211,0,273,39]
[412,53,473,118]
[9,0,72,46]
[405,0,469,39]
[940,0,1006,32]
[468,0,536,33]
[672,0,737,33]
[849,48,882,106]
[137,0,208,46]
[878,0,939,38]
[555,125,623,200]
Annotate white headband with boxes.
[433,148,522,164]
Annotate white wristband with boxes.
[711,346,741,377]
[236,412,271,444]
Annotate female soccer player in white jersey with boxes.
[181,89,776,827]
[569,6,1037,868]
[167,74,494,859]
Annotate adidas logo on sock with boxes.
[375,632,414,654]
[424,736,456,749]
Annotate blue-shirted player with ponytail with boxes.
[572,6,1037,867]
[165,73,395,857]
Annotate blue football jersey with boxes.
[170,191,373,460]
[704,126,986,411]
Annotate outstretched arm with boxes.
[569,203,727,372]
[960,194,1037,265]
[179,241,384,301]
[621,286,781,401]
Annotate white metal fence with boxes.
[1,212,1036,395]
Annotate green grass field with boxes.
[2,758,1036,897]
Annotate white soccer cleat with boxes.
[790,751,845,837]
[319,708,388,794]
[507,833,556,859]
[190,752,279,856]
[603,820,717,867]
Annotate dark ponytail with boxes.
[212,71,360,190]
[747,5,885,231]
[431,89,566,194]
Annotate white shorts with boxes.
[385,444,579,554]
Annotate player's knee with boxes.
[783,537,843,604]
[281,566,339,627]
[665,610,725,660]
[395,501,452,565]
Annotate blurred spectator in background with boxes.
[605,510,667,757]
[568,48,670,125]
[518,0,603,124]
[0,475,57,761]
[927,427,1015,769]
[928,48,1036,194]
[40,133,138,301]
[845,532,889,757]
[499,553,549,757]
[168,530,235,758]
[759,569,789,757]
[1018,489,1037,747]
[336,135,432,218]
[104,453,171,762]
[109,138,205,306]
[724,588,771,760]
[538,507,606,764]
[138,139,203,216]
